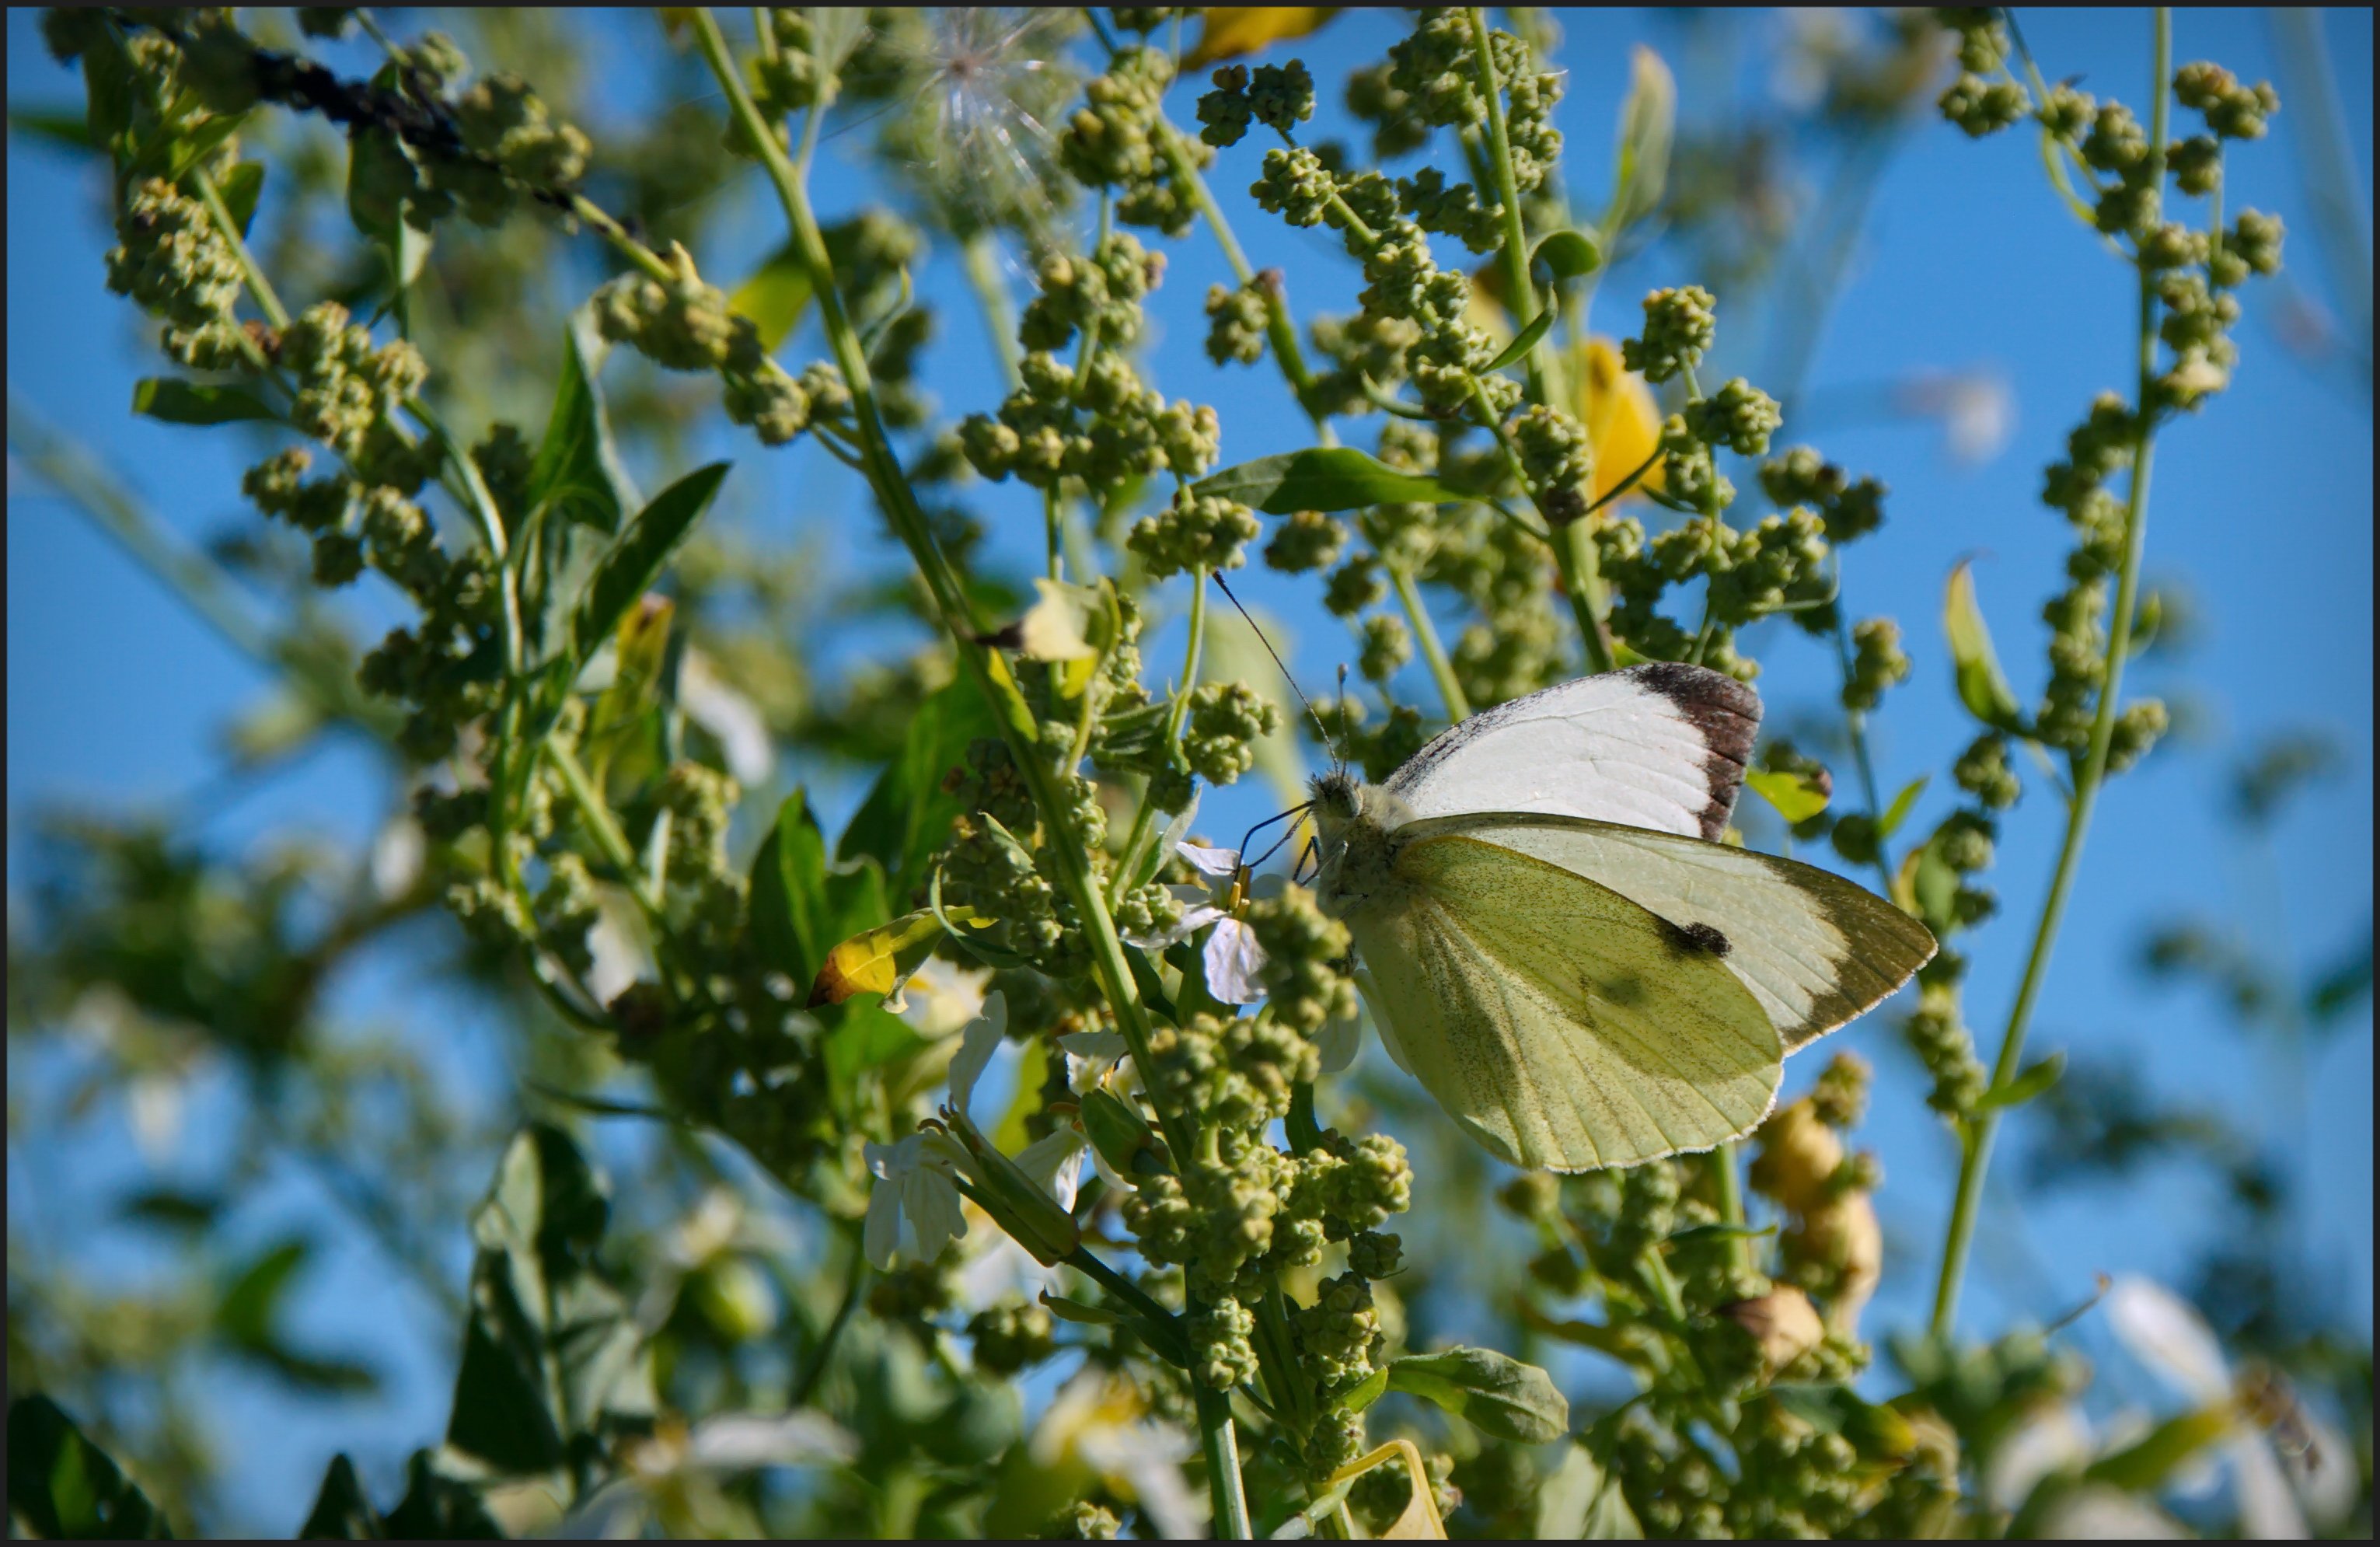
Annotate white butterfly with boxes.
[1311,662,1935,1172]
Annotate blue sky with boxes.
[9,9,2371,1533]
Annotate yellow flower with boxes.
[1185,8,1341,68]
[1575,336,1665,505]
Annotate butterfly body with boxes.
[1308,664,1935,1172]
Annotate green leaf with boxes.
[1483,309,1556,374]
[1535,1444,1642,1539]
[568,461,731,668]
[1339,1365,1391,1415]
[1876,775,1929,839]
[6,1395,175,1539]
[216,1237,309,1348]
[728,241,815,353]
[1907,833,1961,937]
[747,788,889,991]
[1192,447,1474,515]
[1970,1050,2065,1113]
[1944,560,2027,734]
[839,676,1002,900]
[2081,1402,2235,1490]
[380,1451,502,1541]
[1764,1385,1917,1459]
[1039,1290,1126,1325]
[131,378,276,425]
[1531,229,1604,282]
[119,1187,223,1231]
[823,1005,928,1091]
[1663,1220,1776,1246]
[1610,46,1675,229]
[9,108,96,152]
[1745,767,1830,824]
[298,1454,386,1540]
[1387,1346,1569,1444]
[1121,943,1180,1025]
[444,1125,654,1480]
[216,161,265,237]
[528,315,639,536]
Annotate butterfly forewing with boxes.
[1347,833,1781,1172]
[1394,814,1938,1050]
[1381,662,1760,840]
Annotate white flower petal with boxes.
[1177,842,1243,878]
[2106,1277,2232,1405]
[679,651,776,786]
[902,1165,968,1262]
[864,1173,903,1269]
[1203,918,1269,1004]
[2232,1433,2309,1540]
[1059,1031,1129,1062]
[1985,1402,2093,1511]
[1016,1129,1087,1211]
[686,1411,857,1472]
[948,990,1008,1114]
[1314,1011,1363,1074]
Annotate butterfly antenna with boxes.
[1212,572,1338,764]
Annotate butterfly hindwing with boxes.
[1346,832,1782,1172]
[1380,662,1760,840]
[1394,814,1938,1051]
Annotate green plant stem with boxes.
[566,193,678,285]
[543,735,661,910]
[1113,566,1209,900]
[1195,1385,1254,1539]
[790,1229,867,1408]
[690,0,1204,1302]
[1705,1142,1754,1280]
[1467,8,1549,405]
[958,232,1023,390]
[1932,8,2171,1339]
[1390,563,1469,719]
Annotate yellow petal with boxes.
[1185,7,1341,68]
[1576,337,1664,503]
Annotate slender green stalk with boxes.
[790,1231,867,1408]
[1390,563,1469,720]
[544,736,661,913]
[1195,1385,1254,1539]
[1115,566,1211,899]
[959,232,1024,389]
[1467,9,1549,404]
[1705,1142,1754,1280]
[1932,9,2171,1337]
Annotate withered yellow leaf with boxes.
[1185,7,1341,68]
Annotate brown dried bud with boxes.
[1722,1286,1826,1377]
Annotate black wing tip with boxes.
[1621,662,1761,840]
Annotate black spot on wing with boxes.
[1656,915,1733,958]
[1623,662,1761,840]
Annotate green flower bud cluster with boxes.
[1128,491,1259,581]
[1953,732,2022,810]
[1621,285,1716,384]
[749,9,834,118]
[1939,71,2029,139]
[453,72,590,191]
[967,1297,1056,1377]
[1264,509,1347,573]
[1181,682,1282,786]
[1020,232,1165,352]
[1060,46,1206,236]
[1344,61,1428,161]
[1759,445,1886,543]
[1397,166,1502,254]
[1349,1229,1404,1280]
[1842,617,1911,712]
[1303,309,1423,417]
[1683,377,1783,458]
[1252,145,1337,229]
[1384,11,1562,188]
[534,851,603,978]
[1348,1448,1460,1536]
[1904,978,1987,1115]
[1197,60,1315,148]
[277,302,432,466]
[1204,278,1272,366]
[1509,404,1595,526]
[1808,1050,1872,1130]
[1046,1500,1122,1540]
[1244,885,1358,1033]
[1189,1295,1261,1390]
[593,250,812,446]
[929,739,1085,975]
[1358,614,1412,684]
[1295,1270,1382,1388]
[2174,60,2278,141]
[961,350,1219,495]
[105,178,246,367]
